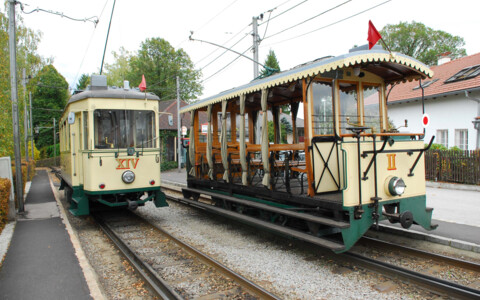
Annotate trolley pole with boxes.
[252,16,260,79]
[176,76,182,172]
[8,0,24,213]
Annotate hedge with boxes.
[0,178,11,233]
[11,159,36,206]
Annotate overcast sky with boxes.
[11,0,480,99]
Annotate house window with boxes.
[436,130,448,148]
[413,79,439,90]
[445,65,480,83]
[455,129,468,150]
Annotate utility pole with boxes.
[23,69,29,163]
[53,118,56,166]
[252,16,260,79]
[8,0,24,213]
[29,92,34,160]
[176,76,181,172]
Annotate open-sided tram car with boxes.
[180,46,437,253]
[57,75,168,215]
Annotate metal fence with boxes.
[425,150,480,185]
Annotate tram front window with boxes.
[339,82,359,134]
[312,81,333,135]
[94,110,156,149]
[363,85,382,133]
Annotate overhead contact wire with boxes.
[263,0,352,40]
[263,0,392,47]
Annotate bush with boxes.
[429,143,447,150]
[161,161,178,172]
[40,144,60,159]
[0,178,11,232]
[448,146,462,153]
[11,160,28,207]
[24,141,41,160]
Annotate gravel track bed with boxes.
[105,213,257,299]
[50,173,158,300]
[351,242,480,288]
[137,195,445,300]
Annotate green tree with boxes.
[31,65,69,149]
[0,10,45,157]
[267,118,292,144]
[125,38,202,101]
[380,21,466,66]
[103,47,132,87]
[76,73,90,91]
[260,49,280,77]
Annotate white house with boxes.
[387,52,480,150]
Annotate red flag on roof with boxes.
[367,20,382,50]
[139,74,147,92]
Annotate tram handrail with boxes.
[341,132,425,138]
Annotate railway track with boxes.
[160,183,480,299]
[93,210,279,300]
[345,239,480,300]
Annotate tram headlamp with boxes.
[122,170,135,184]
[386,176,406,196]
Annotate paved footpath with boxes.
[0,170,92,300]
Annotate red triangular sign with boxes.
[139,74,147,92]
[367,20,382,49]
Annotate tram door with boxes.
[311,137,342,193]
[310,81,343,194]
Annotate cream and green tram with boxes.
[58,75,167,216]
[180,46,437,253]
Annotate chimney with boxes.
[437,52,452,65]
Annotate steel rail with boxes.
[342,251,480,300]
[93,214,182,300]
[135,211,281,300]
[360,236,480,271]
[161,186,480,299]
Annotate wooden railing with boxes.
[425,150,480,185]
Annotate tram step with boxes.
[183,187,350,229]
[179,196,346,252]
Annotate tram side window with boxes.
[235,113,249,142]
[217,112,232,142]
[363,84,382,133]
[312,81,334,135]
[66,121,70,151]
[339,82,359,134]
[83,112,88,150]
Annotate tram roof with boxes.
[181,48,433,113]
[68,88,160,105]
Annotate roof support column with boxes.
[261,89,270,188]
[207,104,214,179]
[239,95,248,185]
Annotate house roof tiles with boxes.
[388,52,480,103]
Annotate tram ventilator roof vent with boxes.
[90,75,108,90]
